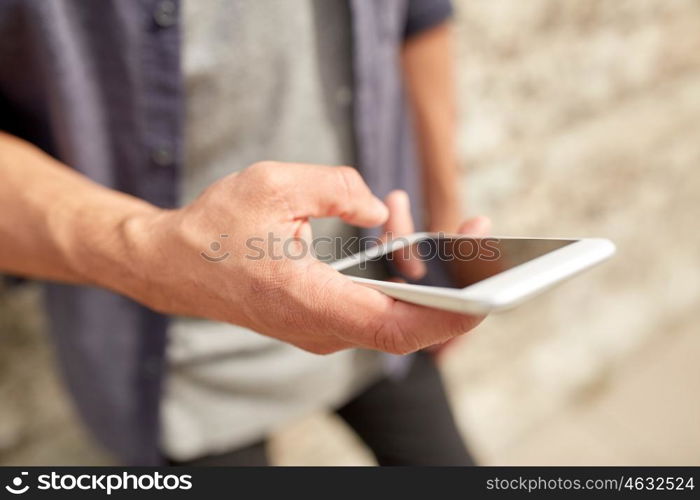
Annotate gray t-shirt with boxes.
[160,0,383,460]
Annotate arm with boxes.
[401,22,461,233]
[402,22,492,356]
[0,132,157,292]
[0,132,482,354]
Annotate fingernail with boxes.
[394,190,410,208]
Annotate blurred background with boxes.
[1,0,699,465]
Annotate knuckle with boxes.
[337,165,361,182]
[336,166,362,196]
[298,335,347,355]
[370,319,397,354]
[459,314,484,334]
[370,317,421,355]
[391,343,418,356]
[249,160,278,173]
[300,343,325,355]
[304,343,342,355]
[246,161,285,192]
[333,166,362,217]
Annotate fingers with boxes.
[246,162,388,227]
[382,190,426,280]
[292,335,354,355]
[458,216,491,236]
[383,190,414,236]
[302,262,482,355]
[383,299,484,353]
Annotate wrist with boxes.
[107,207,169,302]
[111,206,211,316]
[59,190,164,299]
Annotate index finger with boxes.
[263,163,389,227]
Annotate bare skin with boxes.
[0,22,484,356]
[0,133,485,354]
[403,22,462,234]
[403,22,491,355]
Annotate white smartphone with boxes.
[331,234,615,314]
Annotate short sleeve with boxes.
[404,0,454,38]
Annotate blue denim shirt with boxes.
[0,0,453,464]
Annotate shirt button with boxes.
[151,147,174,167]
[153,0,177,28]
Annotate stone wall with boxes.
[275,0,700,465]
[1,0,699,465]
[444,0,700,462]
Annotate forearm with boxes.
[402,22,461,232]
[0,132,483,353]
[0,132,158,295]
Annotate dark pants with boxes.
[170,352,475,466]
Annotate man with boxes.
[0,0,487,465]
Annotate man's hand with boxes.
[402,22,461,233]
[382,189,426,280]
[0,133,483,354]
[123,162,483,354]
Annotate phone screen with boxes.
[339,237,574,289]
